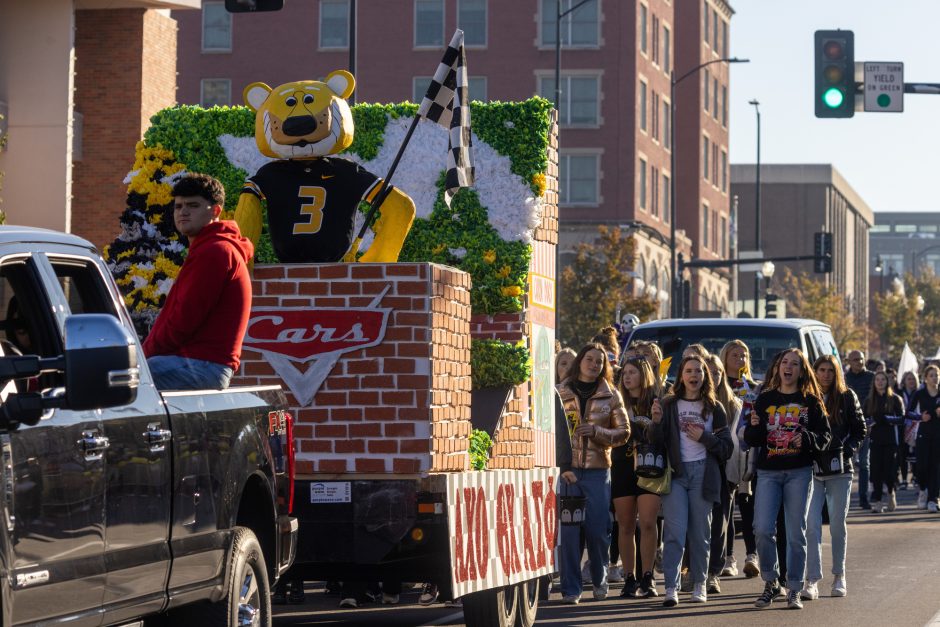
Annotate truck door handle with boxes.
[79,431,110,462]
[144,423,172,452]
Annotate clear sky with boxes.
[728,0,940,214]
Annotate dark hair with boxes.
[618,357,658,416]
[863,371,896,416]
[671,354,717,412]
[565,342,614,386]
[172,173,226,207]
[767,349,826,415]
[813,354,847,426]
[592,326,620,360]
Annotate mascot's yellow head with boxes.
[244,69,356,160]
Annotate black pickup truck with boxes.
[0,226,297,627]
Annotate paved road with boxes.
[274,486,940,626]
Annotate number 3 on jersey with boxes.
[293,186,327,234]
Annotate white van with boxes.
[624,318,841,382]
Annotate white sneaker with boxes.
[663,587,679,607]
[339,597,358,608]
[918,490,928,509]
[721,555,738,577]
[929,501,939,513]
[887,492,897,511]
[593,583,608,601]
[607,564,624,583]
[743,553,760,578]
[581,561,592,583]
[562,594,580,604]
[832,575,847,597]
[381,593,399,605]
[800,580,819,600]
[870,500,883,513]
[690,582,707,603]
[418,583,438,605]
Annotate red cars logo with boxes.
[243,286,391,406]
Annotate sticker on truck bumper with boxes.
[446,468,558,598]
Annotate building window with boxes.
[639,157,648,210]
[712,142,718,184]
[640,4,648,55]
[663,99,671,148]
[650,165,659,218]
[883,253,905,274]
[713,77,719,120]
[712,10,719,50]
[415,0,444,48]
[722,85,728,126]
[721,19,728,57]
[663,25,671,74]
[720,150,728,192]
[202,2,232,52]
[651,15,660,65]
[704,70,710,113]
[458,0,487,46]
[662,173,670,223]
[541,0,599,47]
[703,205,710,249]
[651,91,660,141]
[416,75,487,102]
[201,78,231,107]
[720,215,727,257]
[539,74,600,126]
[703,136,709,180]
[639,79,648,133]
[703,0,709,45]
[320,0,349,49]
[559,153,600,205]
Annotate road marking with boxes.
[926,607,940,627]
[422,610,464,626]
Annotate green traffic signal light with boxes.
[823,87,844,108]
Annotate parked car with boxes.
[0,226,297,627]
[624,318,841,382]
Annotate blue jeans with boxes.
[662,460,712,590]
[559,468,611,598]
[753,466,813,590]
[856,436,870,506]
[148,355,233,390]
[806,472,852,581]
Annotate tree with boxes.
[871,270,940,362]
[908,270,940,359]
[872,287,918,358]
[558,225,657,348]
[777,268,869,351]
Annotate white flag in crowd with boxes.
[417,29,475,206]
[898,342,918,378]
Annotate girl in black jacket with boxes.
[864,371,905,513]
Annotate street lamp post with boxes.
[670,56,749,317]
[749,99,761,317]
[555,0,595,110]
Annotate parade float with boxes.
[105,57,560,625]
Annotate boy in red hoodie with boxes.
[143,173,254,390]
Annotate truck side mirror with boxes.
[64,314,140,410]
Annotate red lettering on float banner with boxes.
[447,469,558,597]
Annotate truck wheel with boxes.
[514,578,539,627]
[462,585,518,627]
[174,526,271,627]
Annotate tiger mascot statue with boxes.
[235,70,415,263]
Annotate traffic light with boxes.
[765,293,779,318]
[814,231,833,273]
[814,30,855,118]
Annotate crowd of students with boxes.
[554,331,938,610]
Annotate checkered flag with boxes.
[418,29,475,206]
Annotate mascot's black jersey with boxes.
[243,157,380,263]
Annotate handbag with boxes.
[637,460,671,495]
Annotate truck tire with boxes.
[514,578,539,627]
[462,585,518,627]
[173,526,272,627]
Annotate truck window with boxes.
[803,331,819,365]
[627,325,801,382]
[811,328,841,365]
[47,258,117,317]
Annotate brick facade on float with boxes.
[72,9,177,250]
[476,113,559,471]
[231,263,472,476]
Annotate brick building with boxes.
[174,0,743,318]
[0,2,192,250]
